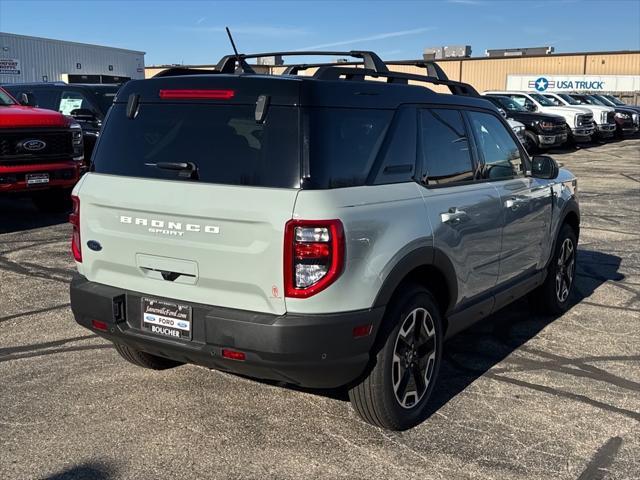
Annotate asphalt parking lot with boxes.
[1,138,639,480]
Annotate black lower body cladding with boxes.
[70,274,385,389]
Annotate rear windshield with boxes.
[92,103,301,188]
[93,102,394,189]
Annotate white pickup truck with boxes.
[542,92,616,139]
[485,91,595,142]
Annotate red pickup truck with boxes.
[0,87,83,212]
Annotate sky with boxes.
[1,0,639,66]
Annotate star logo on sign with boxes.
[535,77,549,92]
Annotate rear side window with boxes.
[419,109,474,186]
[92,103,301,188]
[307,108,392,188]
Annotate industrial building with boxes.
[146,49,640,102]
[0,32,145,84]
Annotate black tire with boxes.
[113,343,183,370]
[523,130,539,155]
[348,284,443,430]
[32,188,72,213]
[531,224,578,315]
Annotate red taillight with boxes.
[222,348,246,361]
[158,89,235,100]
[91,319,108,332]
[284,219,345,298]
[69,195,82,262]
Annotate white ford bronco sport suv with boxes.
[485,90,595,143]
[70,50,580,430]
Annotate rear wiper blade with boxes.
[146,161,199,180]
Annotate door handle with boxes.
[440,208,467,224]
[504,197,525,209]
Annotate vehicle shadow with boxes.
[0,196,68,234]
[255,249,624,410]
[41,461,115,480]
[425,248,624,417]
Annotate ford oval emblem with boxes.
[21,139,47,152]
[87,240,102,251]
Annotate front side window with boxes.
[468,111,524,180]
[0,89,15,106]
[419,109,474,186]
[529,94,556,106]
[58,90,95,115]
[544,95,563,106]
[558,94,581,106]
[494,96,527,112]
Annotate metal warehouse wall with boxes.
[0,32,145,83]
[408,51,640,92]
[145,51,640,96]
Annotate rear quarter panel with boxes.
[288,182,432,314]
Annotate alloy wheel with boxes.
[392,307,437,409]
[555,238,575,303]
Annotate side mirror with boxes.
[525,103,537,112]
[531,155,559,179]
[70,108,97,122]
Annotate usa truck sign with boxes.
[507,75,640,92]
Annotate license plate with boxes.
[559,133,567,141]
[141,298,192,340]
[26,173,49,186]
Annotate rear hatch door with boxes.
[77,75,302,314]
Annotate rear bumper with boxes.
[70,274,385,389]
[0,161,80,192]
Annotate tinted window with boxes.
[0,89,15,105]
[92,103,300,188]
[468,111,524,180]
[90,87,119,115]
[490,96,526,112]
[529,94,556,106]
[59,90,96,115]
[420,109,474,185]
[544,95,563,106]
[373,108,416,185]
[308,108,392,188]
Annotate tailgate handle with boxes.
[140,267,195,283]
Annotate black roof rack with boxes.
[155,50,478,96]
[215,50,389,74]
[280,61,478,96]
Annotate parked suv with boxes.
[485,90,595,143]
[541,92,616,140]
[482,95,567,152]
[2,82,121,162]
[69,51,580,431]
[0,87,83,211]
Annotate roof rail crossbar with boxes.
[309,66,479,96]
[215,51,389,74]
[384,60,450,81]
[281,59,451,81]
